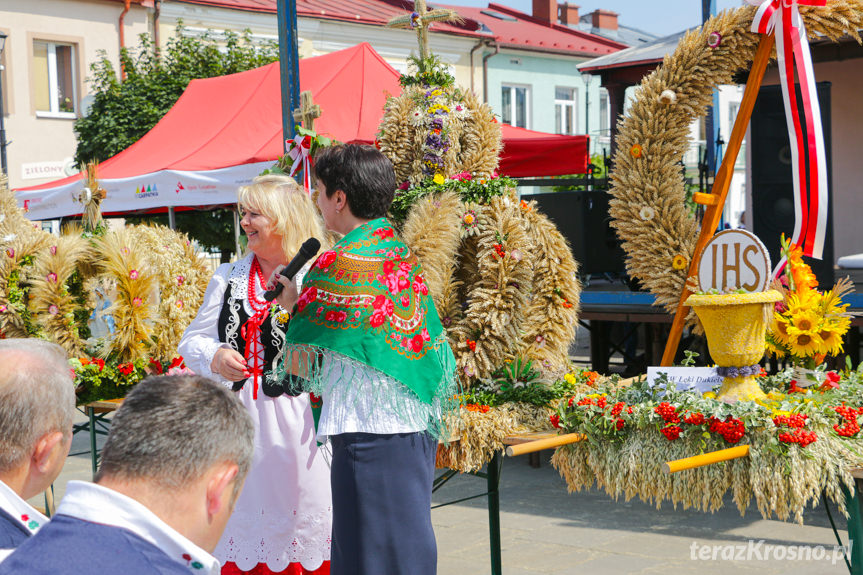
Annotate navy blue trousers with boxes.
[329,432,437,575]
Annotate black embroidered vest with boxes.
[216,273,300,397]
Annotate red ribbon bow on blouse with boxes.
[747,0,828,274]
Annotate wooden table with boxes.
[82,398,124,475]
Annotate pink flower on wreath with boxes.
[132,297,143,307]
[49,245,57,256]
[46,272,58,283]
[48,305,59,315]
[177,275,185,286]
[410,334,425,353]
[316,251,337,270]
[5,248,14,259]
[450,172,471,181]
[129,269,139,280]
[297,286,318,312]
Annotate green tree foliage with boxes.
[74,24,278,257]
[75,24,278,164]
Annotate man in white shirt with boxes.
[0,374,255,574]
[0,339,75,562]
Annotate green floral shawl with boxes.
[274,218,457,437]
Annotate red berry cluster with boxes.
[833,405,862,437]
[708,416,745,444]
[654,402,680,423]
[683,412,706,425]
[772,413,808,428]
[661,426,681,440]
[491,243,506,259]
[778,428,818,447]
[570,396,628,432]
[550,414,561,429]
[610,402,626,417]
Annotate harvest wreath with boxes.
[607,0,863,322]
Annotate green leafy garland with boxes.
[390,173,516,222]
[398,54,455,89]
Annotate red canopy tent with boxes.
[16,42,588,220]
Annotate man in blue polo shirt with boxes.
[0,375,255,574]
[0,339,75,562]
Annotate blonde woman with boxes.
[179,175,332,575]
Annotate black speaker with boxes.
[528,191,626,277]
[750,82,833,287]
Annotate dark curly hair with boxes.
[313,144,395,219]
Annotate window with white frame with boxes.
[554,87,577,135]
[501,84,530,129]
[33,40,77,117]
[599,88,610,134]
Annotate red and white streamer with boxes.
[286,134,313,193]
[747,0,828,275]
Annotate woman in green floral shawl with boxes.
[272,144,456,575]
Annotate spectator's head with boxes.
[0,339,75,499]
[238,174,328,261]
[313,144,396,232]
[95,375,254,552]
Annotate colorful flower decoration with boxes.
[132,297,143,307]
[630,144,643,158]
[176,300,184,309]
[0,304,7,313]
[519,199,533,212]
[639,206,655,221]
[177,275,185,285]
[462,210,478,231]
[48,305,59,315]
[433,173,446,185]
[672,254,688,270]
[510,249,523,262]
[274,309,291,325]
[410,11,420,27]
[46,272,58,283]
[467,340,477,351]
[5,248,14,258]
[49,245,57,255]
[707,31,722,49]
[129,269,139,280]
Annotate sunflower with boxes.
[770,314,793,345]
[765,335,786,358]
[786,291,819,315]
[817,326,845,356]
[788,309,822,334]
[786,329,823,357]
[672,254,688,270]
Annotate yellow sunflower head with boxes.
[770,314,793,345]
[786,329,823,358]
[788,309,821,333]
[765,336,786,358]
[786,291,818,315]
[672,254,688,270]
[817,323,846,356]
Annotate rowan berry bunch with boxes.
[708,416,746,444]
[833,405,862,437]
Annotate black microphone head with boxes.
[300,237,321,257]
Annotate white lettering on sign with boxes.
[646,367,723,395]
[697,229,771,293]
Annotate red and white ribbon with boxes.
[747,0,828,274]
[286,134,313,192]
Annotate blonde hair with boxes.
[238,174,329,259]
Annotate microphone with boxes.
[263,237,321,302]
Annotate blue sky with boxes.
[445,0,744,37]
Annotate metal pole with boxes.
[276,0,301,152]
[0,61,7,175]
[486,451,502,575]
[167,206,176,230]
[702,0,719,181]
[233,208,242,260]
